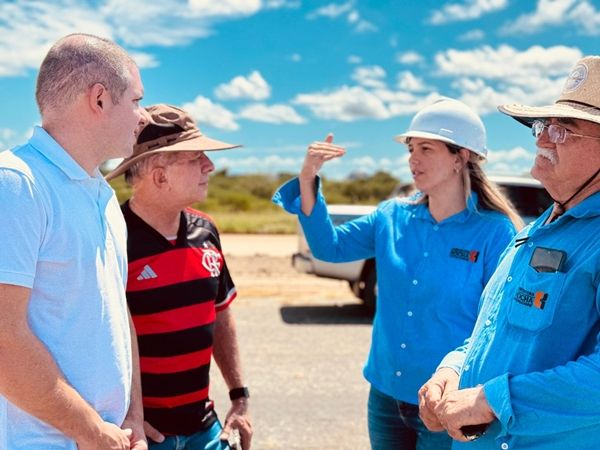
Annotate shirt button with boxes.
[395,371,402,377]
[485,319,492,326]
[507,276,513,282]
[412,279,418,285]
[433,225,439,231]
[400,343,407,349]
[424,252,429,257]
[501,443,509,450]
[407,311,413,317]
[527,241,533,247]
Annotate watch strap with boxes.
[229,386,250,401]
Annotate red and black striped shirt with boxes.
[123,202,236,435]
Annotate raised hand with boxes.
[299,133,345,181]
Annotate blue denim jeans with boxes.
[148,420,230,450]
[368,386,452,450]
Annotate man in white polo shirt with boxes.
[0,33,147,449]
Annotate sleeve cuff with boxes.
[272,176,322,216]
[484,373,515,433]
[437,350,465,374]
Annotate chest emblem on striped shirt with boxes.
[202,248,221,277]
[136,264,158,280]
[449,248,479,263]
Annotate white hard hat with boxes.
[394,98,488,159]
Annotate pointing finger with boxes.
[325,133,334,143]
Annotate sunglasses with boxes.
[531,119,600,144]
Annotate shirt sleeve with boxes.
[272,176,377,263]
[210,224,236,311]
[484,343,600,437]
[0,168,45,288]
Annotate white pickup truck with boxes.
[292,176,553,313]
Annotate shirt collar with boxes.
[28,126,94,181]
[547,189,600,223]
[412,191,479,224]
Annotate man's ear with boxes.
[89,83,107,114]
[152,167,168,188]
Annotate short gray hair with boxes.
[36,33,136,115]
[124,152,182,185]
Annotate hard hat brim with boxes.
[393,130,488,159]
[393,130,459,146]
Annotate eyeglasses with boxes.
[531,119,600,144]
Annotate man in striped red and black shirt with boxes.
[106,104,252,450]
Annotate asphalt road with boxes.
[209,235,374,450]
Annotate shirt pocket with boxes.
[505,267,566,333]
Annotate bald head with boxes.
[36,33,136,117]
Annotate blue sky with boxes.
[1,0,599,181]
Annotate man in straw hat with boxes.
[418,56,600,449]
[106,104,252,450]
[0,33,147,449]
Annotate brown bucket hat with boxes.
[106,103,241,180]
[498,55,600,127]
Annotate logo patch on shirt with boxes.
[202,248,222,277]
[449,248,479,263]
[515,287,548,310]
[137,264,158,281]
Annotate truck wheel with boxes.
[363,268,377,314]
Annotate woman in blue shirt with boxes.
[273,98,522,450]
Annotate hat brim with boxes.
[498,101,600,127]
[393,130,459,146]
[105,135,241,181]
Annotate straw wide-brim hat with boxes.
[106,103,241,181]
[498,56,600,127]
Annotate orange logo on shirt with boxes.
[533,291,548,310]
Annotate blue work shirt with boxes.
[441,191,600,450]
[273,177,515,404]
[0,127,131,449]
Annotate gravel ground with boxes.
[208,235,374,450]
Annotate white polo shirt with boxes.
[0,127,131,449]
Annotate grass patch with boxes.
[208,210,298,234]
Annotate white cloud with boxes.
[0,1,113,76]
[129,51,160,69]
[458,29,485,41]
[294,86,391,121]
[181,96,239,131]
[289,53,302,62]
[0,0,284,76]
[387,92,444,116]
[0,128,17,149]
[103,0,262,47]
[215,71,271,101]
[429,0,508,24]
[351,65,387,89]
[347,55,362,64]
[395,51,424,65]
[435,45,582,114]
[238,103,306,124]
[435,44,581,81]
[307,2,377,33]
[307,2,354,19]
[501,0,600,36]
[264,0,301,9]
[397,71,428,92]
[485,146,536,176]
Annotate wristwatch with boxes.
[229,386,250,401]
